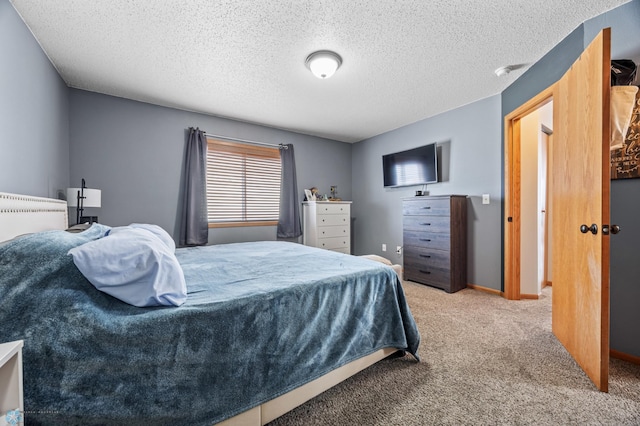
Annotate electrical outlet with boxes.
[396,246,402,255]
[382,244,387,252]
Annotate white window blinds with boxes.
[206,139,281,225]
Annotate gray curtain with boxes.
[277,144,302,239]
[178,127,208,246]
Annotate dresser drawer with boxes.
[318,236,349,250]
[403,198,451,216]
[331,247,350,254]
[404,266,451,290]
[318,214,349,227]
[403,215,450,233]
[317,203,350,215]
[318,225,349,238]
[403,230,450,251]
[404,246,450,272]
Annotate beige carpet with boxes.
[268,281,640,425]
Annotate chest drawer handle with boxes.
[421,206,431,210]
[421,223,431,226]
[419,270,431,274]
[419,254,431,258]
[419,239,431,242]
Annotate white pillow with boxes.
[110,223,176,253]
[68,227,187,307]
[360,254,393,266]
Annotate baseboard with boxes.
[610,349,640,365]
[466,283,503,297]
[520,293,539,300]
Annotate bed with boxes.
[0,192,420,425]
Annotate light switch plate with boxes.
[482,194,490,205]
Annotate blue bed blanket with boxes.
[0,228,420,425]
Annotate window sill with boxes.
[208,221,278,228]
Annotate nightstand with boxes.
[0,340,24,418]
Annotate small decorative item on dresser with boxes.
[304,189,314,201]
[330,186,338,199]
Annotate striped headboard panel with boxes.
[0,192,68,242]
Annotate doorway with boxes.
[503,86,554,301]
[504,29,611,392]
[518,103,553,299]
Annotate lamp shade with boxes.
[306,50,342,79]
[66,188,101,208]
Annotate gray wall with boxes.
[585,0,640,358]
[0,0,69,198]
[68,89,352,244]
[352,95,503,291]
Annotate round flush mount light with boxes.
[305,50,342,79]
[494,63,528,77]
[494,66,513,77]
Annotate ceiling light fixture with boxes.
[305,50,342,79]
[494,63,529,77]
[494,66,513,77]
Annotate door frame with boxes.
[540,125,552,289]
[504,85,554,300]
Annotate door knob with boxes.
[602,224,621,235]
[580,224,598,235]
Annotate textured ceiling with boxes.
[9,0,630,143]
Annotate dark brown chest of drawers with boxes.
[403,195,467,293]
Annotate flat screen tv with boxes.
[382,143,438,188]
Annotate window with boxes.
[206,139,281,227]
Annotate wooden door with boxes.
[551,29,611,392]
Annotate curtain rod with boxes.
[203,131,288,149]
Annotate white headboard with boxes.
[0,192,68,242]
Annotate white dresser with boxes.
[302,201,351,254]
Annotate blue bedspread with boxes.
[0,227,420,425]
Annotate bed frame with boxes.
[0,192,68,242]
[0,191,395,425]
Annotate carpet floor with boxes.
[268,281,640,425]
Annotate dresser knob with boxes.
[419,254,431,258]
[421,223,431,226]
[419,270,431,274]
[419,239,431,242]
